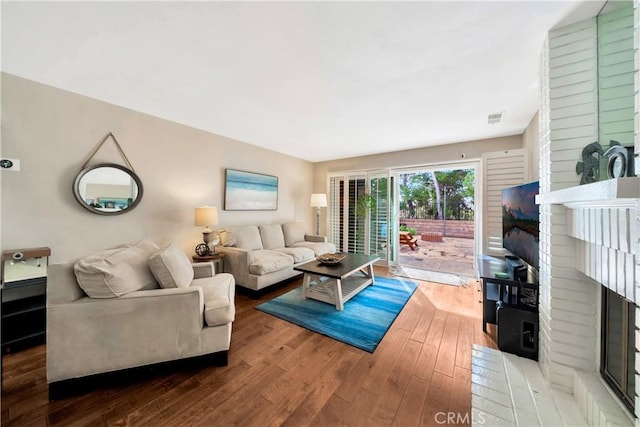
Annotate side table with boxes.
[2,247,51,354]
[192,252,226,273]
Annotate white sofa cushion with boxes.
[291,241,337,256]
[249,250,293,275]
[192,274,236,326]
[282,222,306,247]
[74,240,159,298]
[259,224,286,249]
[148,243,194,288]
[232,226,264,250]
[275,247,315,263]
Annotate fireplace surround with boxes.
[535,3,639,423]
[536,176,638,424]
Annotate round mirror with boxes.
[73,163,143,215]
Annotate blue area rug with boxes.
[255,276,418,352]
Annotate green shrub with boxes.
[399,224,417,235]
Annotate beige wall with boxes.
[522,112,540,181]
[312,134,523,188]
[0,74,3,263]
[311,135,524,236]
[1,73,315,263]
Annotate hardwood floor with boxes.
[1,268,497,426]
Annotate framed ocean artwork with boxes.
[224,169,278,211]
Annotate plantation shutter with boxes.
[328,176,343,251]
[481,149,528,256]
[369,173,388,260]
[347,175,367,254]
[328,171,391,258]
[328,173,369,254]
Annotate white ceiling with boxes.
[1,1,604,162]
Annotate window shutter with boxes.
[347,176,367,254]
[481,149,528,255]
[368,174,388,260]
[328,176,343,251]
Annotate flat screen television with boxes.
[502,181,540,270]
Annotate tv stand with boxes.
[505,255,528,282]
[477,254,539,360]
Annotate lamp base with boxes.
[315,207,321,235]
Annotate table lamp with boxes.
[310,193,327,235]
[194,206,219,256]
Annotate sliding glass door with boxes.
[327,162,477,274]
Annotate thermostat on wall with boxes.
[0,159,20,171]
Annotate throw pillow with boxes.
[232,226,263,250]
[259,224,286,249]
[282,222,306,247]
[217,229,237,247]
[148,243,194,288]
[74,244,158,298]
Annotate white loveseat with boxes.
[216,222,336,294]
[46,239,235,398]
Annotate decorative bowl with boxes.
[317,253,346,265]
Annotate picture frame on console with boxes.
[224,169,278,211]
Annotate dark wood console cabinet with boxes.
[478,254,539,360]
[477,254,539,330]
[1,247,50,354]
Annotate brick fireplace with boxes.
[536,179,638,425]
[536,3,640,424]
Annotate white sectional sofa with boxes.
[216,222,336,295]
[47,239,235,398]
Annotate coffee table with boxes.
[294,253,381,310]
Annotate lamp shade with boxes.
[195,206,219,227]
[310,193,327,208]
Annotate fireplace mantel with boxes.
[535,177,638,304]
[536,177,640,208]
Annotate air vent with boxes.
[488,112,503,124]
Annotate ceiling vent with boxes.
[488,112,503,124]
